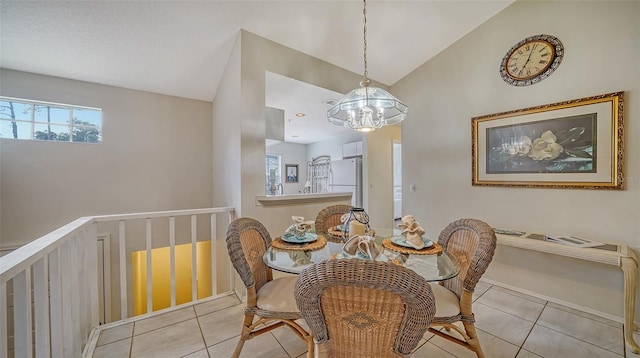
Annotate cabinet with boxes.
[342,141,362,158]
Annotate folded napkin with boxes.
[289,251,313,267]
[342,235,380,260]
[397,215,426,249]
[286,216,314,237]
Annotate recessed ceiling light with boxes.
[295,113,305,117]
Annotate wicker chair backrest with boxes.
[295,259,435,357]
[437,218,497,298]
[226,217,272,292]
[314,205,353,235]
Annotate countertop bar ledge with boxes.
[255,192,352,206]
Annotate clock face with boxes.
[500,34,564,86]
[506,40,554,80]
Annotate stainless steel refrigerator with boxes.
[329,158,362,207]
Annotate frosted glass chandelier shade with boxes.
[327,86,408,132]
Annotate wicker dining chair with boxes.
[427,218,497,358]
[295,259,436,357]
[314,204,353,243]
[226,217,314,358]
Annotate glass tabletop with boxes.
[264,228,459,282]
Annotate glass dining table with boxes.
[263,228,460,282]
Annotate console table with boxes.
[494,231,639,353]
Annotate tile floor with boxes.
[92,282,639,358]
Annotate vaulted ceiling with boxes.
[1,1,514,143]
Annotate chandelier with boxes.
[327,0,408,132]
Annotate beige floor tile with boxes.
[130,318,206,358]
[93,337,131,358]
[473,302,535,346]
[537,305,623,355]
[270,325,309,357]
[428,328,520,358]
[473,281,492,301]
[195,295,241,317]
[86,288,635,358]
[412,341,456,357]
[523,324,621,358]
[491,286,547,304]
[515,348,542,357]
[183,349,210,358]
[208,333,289,358]
[96,322,133,346]
[546,301,622,328]
[134,306,196,335]
[476,287,545,322]
[198,303,245,347]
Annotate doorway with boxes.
[393,141,402,220]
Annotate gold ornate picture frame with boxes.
[472,92,624,189]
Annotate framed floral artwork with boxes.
[472,92,624,189]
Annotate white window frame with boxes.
[265,153,282,194]
[0,96,103,143]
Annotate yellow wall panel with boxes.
[132,241,212,316]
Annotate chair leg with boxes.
[462,321,485,358]
[305,336,314,358]
[231,338,246,358]
[282,320,314,358]
[231,314,255,358]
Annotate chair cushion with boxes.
[256,276,300,312]
[428,282,461,318]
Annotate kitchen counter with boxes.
[255,192,352,206]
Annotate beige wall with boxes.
[392,1,640,321]
[364,125,401,228]
[212,30,389,234]
[212,34,242,210]
[0,69,214,247]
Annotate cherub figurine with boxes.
[397,215,426,249]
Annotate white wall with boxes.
[0,69,214,247]
[266,141,308,194]
[392,1,640,321]
[307,132,363,162]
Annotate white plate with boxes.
[281,232,318,243]
[390,236,433,249]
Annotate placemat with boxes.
[271,234,327,251]
[327,226,375,241]
[382,237,443,255]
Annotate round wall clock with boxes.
[500,34,564,86]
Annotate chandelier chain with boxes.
[362,0,368,82]
[326,0,407,132]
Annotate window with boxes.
[0,96,102,143]
[265,154,281,194]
